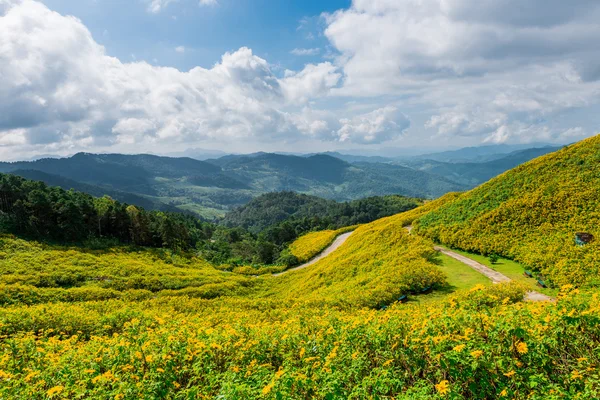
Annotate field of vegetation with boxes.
[1,136,600,398]
[289,226,357,264]
[415,135,600,288]
[1,283,598,399]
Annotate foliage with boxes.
[265,212,448,308]
[289,226,357,264]
[403,146,561,187]
[0,286,598,399]
[1,152,465,218]
[0,235,254,301]
[414,135,600,287]
[221,191,422,233]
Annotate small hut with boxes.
[575,232,594,246]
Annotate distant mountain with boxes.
[9,169,180,213]
[399,146,562,187]
[413,143,557,163]
[0,152,466,218]
[208,153,465,200]
[309,152,394,164]
[162,148,230,160]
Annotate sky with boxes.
[1,0,600,160]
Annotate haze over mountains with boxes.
[0,143,562,219]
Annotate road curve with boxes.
[272,232,354,277]
[405,226,553,302]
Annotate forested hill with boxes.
[0,152,465,218]
[221,191,422,233]
[414,135,600,287]
[0,173,423,266]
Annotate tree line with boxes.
[0,174,422,267]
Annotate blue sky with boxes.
[43,0,348,72]
[1,0,600,159]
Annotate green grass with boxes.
[448,248,559,297]
[412,253,491,304]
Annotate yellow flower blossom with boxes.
[470,350,483,358]
[503,370,515,377]
[435,380,450,395]
[453,344,466,352]
[516,342,528,354]
[47,386,63,397]
[262,382,274,395]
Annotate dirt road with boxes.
[272,232,353,277]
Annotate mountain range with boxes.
[0,144,561,219]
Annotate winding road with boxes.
[272,232,354,277]
[406,226,554,302]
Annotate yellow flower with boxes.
[453,344,466,352]
[115,395,124,400]
[47,386,63,397]
[470,350,483,358]
[262,382,274,395]
[503,370,515,377]
[516,342,528,354]
[435,380,450,395]
[571,370,583,380]
[500,389,508,397]
[299,347,306,358]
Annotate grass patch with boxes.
[448,248,558,297]
[412,253,491,304]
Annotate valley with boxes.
[0,136,598,398]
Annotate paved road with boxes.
[272,232,354,277]
[405,226,554,302]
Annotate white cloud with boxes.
[337,106,410,144]
[290,48,320,56]
[323,0,600,143]
[0,0,351,158]
[175,46,186,53]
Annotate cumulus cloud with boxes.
[0,0,347,157]
[175,46,185,53]
[323,0,600,143]
[290,48,320,56]
[337,106,410,144]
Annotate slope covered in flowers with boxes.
[1,284,598,399]
[288,225,356,263]
[415,135,600,287]
[263,195,463,307]
[0,235,256,305]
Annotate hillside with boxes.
[400,146,562,187]
[414,135,600,287]
[9,169,177,212]
[413,142,556,163]
[0,152,465,218]
[221,191,422,233]
[2,192,598,398]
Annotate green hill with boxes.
[221,191,421,233]
[401,146,562,187]
[0,152,466,218]
[414,135,600,287]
